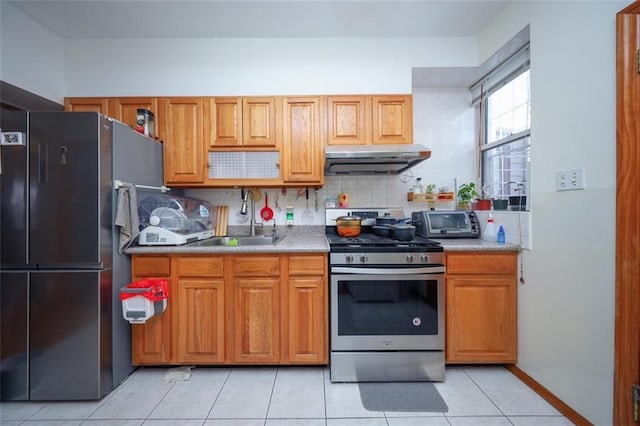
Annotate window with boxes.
[471,45,530,210]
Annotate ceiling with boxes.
[7,0,511,39]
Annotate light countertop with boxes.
[126,227,519,255]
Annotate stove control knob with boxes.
[360,255,368,264]
[406,254,414,263]
[345,255,354,264]
[421,254,429,263]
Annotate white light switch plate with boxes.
[556,168,585,191]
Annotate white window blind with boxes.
[470,45,530,105]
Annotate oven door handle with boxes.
[331,266,445,275]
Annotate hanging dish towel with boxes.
[115,182,140,253]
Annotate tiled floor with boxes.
[1,365,575,426]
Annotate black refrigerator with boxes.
[0,112,164,400]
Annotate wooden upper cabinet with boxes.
[243,97,277,147]
[160,97,205,184]
[64,97,109,114]
[372,95,413,144]
[209,97,242,146]
[281,96,324,185]
[109,97,159,136]
[209,97,277,147]
[326,96,371,145]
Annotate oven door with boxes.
[330,266,444,351]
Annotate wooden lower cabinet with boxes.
[175,257,225,363]
[445,251,518,363]
[131,253,327,366]
[130,256,172,365]
[230,276,280,363]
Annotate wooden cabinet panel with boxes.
[281,97,324,185]
[177,256,224,277]
[372,95,413,144]
[446,275,517,363]
[326,96,370,145]
[175,278,225,363]
[160,97,205,184]
[286,276,327,363]
[64,97,109,114]
[109,97,159,135]
[132,256,171,277]
[131,314,171,365]
[210,97,242,146]
[230,277,280,363]
[289,255,326,275]
[243,97,277,147]
[446,252,516,275]
[232,256,280,276]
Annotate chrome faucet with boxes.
[240,190,256,236]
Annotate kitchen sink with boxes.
[188,235,285,247]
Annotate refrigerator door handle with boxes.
[38,143,47,182]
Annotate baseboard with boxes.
[506,365,593,426]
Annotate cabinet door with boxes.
[281,97,324,184]
[446,275,517,363]
[175,278,225,363]
[175,257,225,363]
[230,277,280,363]
[371,95,413,144]
[109,97,159,136]
[210,97,242,146]
[326,96,370,145]
[243,97,277,147]
[286,276,327,363]
[64,97,109,114]
[131,256,172,365]
[160,97,205,184]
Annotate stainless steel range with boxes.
[326,208,445,383]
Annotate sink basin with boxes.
[188,235,285,247]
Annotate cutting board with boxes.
[215,206,228,236]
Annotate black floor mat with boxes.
[358,381,449,412]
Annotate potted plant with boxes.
[457,182,478,210]
[476,184,492,210]
[425,184,437,200]
[492,196,509,210]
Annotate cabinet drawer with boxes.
[233,256,280,276]
[133,256,171,277]
[446,252,516,274]
[177,256,224,277]
[289,255,326,275]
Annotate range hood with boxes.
[324,144,431,175]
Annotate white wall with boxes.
[64,37,478,96]
[0,3,65,104]
[478,3,623,425]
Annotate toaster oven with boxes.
[411,210,481,238]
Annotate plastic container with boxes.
[286,206,294,226]
[497,225,506,244]
[120,279,168,324]
[482,215,497,241]
[412,177,424,194]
